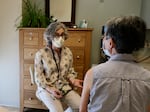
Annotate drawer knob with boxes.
[29,32,33,40]
[30,53,33,56]
[28,97,33,100]
[76,56,80,59]
[78,39,81,43]
[29,37,33,40]
[30,83,33,86]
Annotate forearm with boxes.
[80,107,88,112]
[79,102,88,112]
[34,71,46,88]
[79,90,89,112]
[67,67,77,79]
[80,69,93,112]
[34,53,47,88]
[69,77,75,84]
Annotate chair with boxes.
[29,65,35,85]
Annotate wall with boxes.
[0,0,21,107]
[0,0,142,108]
[141,0,150,45]
[76,0,141,64]
[141,0,150,29]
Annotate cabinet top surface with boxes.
[19,28,93,31]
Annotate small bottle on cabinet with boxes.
[79,19,88,28]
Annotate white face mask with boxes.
[52,36,65,48]
[102,41,111,57]
[103,49,111,57]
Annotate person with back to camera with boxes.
[34,22,83,112]
[79,15,150,112]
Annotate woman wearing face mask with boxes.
[80,16,150,112]
[34,22,83,112]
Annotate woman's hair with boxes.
[105,15,146,53]
[44,22,68,45]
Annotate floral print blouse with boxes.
[34,46,77,95]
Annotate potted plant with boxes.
[15,0,56,29]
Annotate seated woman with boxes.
[34,22,83,112]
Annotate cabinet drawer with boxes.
[24,48,38,60]
[24,32,39,46]
[24,90,41,105]
[74,66,84,79]
[24,63,33,75]
[71,49,84,65]
[24,78,36,90]
[24,91,47,109]
[64,33,86,47]
[43,39,46,47]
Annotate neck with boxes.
[51,45,61,53]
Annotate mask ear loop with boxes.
[102,37,111,57]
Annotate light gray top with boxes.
[88,54,150,112]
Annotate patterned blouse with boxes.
[34,46,77,95]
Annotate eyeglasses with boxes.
[55,32,65,37]
[54,32,67,39]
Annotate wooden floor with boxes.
[0,106,49,112]
[0,106,19,112]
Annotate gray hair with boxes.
[105,15,146,53]
[44,22,68,45]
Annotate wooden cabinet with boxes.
[19,28,93,111]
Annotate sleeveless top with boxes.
[88,54,150,112]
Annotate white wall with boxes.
[0,0,21,107]
[141,0,150,29]
[0,0,141,108]
[76,0,142,64]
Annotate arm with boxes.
[66,48,83,88]
[67,48,77,79]
[34,50,63,98]
[34,51,47,89]
[79,69,93,112]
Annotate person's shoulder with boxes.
[93,62,110,69]
[85,68,93,81]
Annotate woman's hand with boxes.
[70,78,83,88]
[46,87,62,99]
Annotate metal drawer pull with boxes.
[78,39,81,43]
[30,53,33,56]
[28,97,33,100]
[76,56,80,59]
